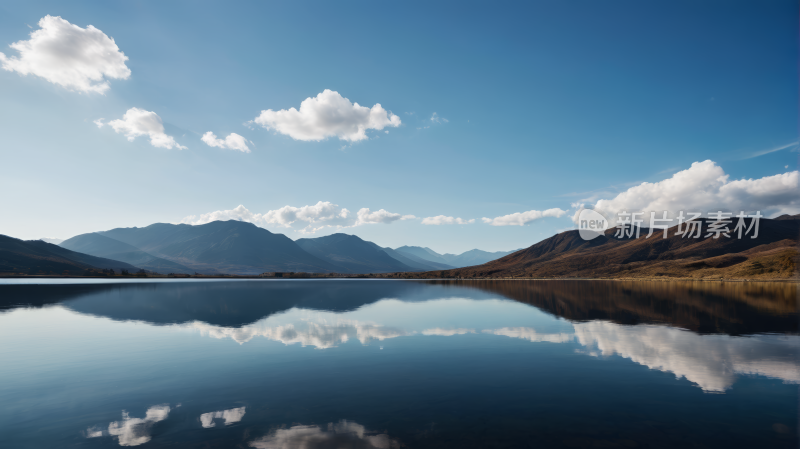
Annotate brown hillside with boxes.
[401,216,800,280]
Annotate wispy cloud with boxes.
[742,141,799,160]
[421,215,474,225]
[482,208,567,226]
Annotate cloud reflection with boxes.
[485,327,574,343]
[86,405,170,446]
[189,318,408,348]
[178,304,800,393]
[200,407,246,428]
[249,420,400,449]
[421,328,475,336]
[573,321,800,392]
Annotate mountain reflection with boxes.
[2,279,794,335]
[462,279,798,335]
[2,279,797,393]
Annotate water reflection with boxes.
[188,317,409,348]
[249,420,401,449]
[2,279,795,334]
[1,280,797,448]
[486,327,574,343]
[200,406,246,428]
[86,404,170,447]
[573,321,800,392]
[2,279,797,393]
[463,279,798,335]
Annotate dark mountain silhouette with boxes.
[401,217,799,279]
[60,232,194,274]
[0,234,140,274]
[296,233,417,273]
[97,220,340,275]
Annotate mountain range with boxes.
[394,246,519,268]
[17,220,516,275]
[0,234,140,275]
[6,215,792,279]
[401,215,800,280]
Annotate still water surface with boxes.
[0,279,797,448]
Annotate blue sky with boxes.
[0,0,797,253]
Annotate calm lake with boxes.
[0,279,797,448]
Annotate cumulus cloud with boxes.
[100,108,186,150]
[573,321,800,392]
[356,208,416,225]
[482,208,567,226]
[0,15,130,93]
[200,407,246,428]
[486,327,574,343]
[572,160,800,225]
[86,405,170,446]
[421,215,474,225]
[181,202,351,229]
[201,132,250,153]
[180,203,414,234]
[249,420,401,449]
[252,89,401,142]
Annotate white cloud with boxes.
[264,202,352,228]
[252,89,401,142]
[200,407,246,428]
[201,132,251,153]
[482,208,567,226]
[572,160,800,225]
[101,108,186,150]
[356,208,416,225]
[249,420,400,449]
[0,15,130,94]
[181,202,351,229]
[430,112,448,123]
[486,327,574,343]
[86,405,170,446]
[743,141,798,159]
[573,321,800,392]
[421,215,474,225]
[180,203,414,234]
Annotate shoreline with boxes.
[0,274,797,283]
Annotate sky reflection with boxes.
[164,295,800,393]
[1,280,797,449]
